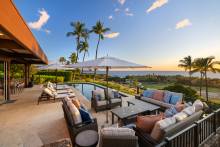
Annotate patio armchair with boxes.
[62,99,98,144]
[91,88,122,112]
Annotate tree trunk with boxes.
[189,72,192,87]
[81,52,86,74]
[94,35,101,81]
[76,37,80,63]
[199,72,202,96]
[204,71,209,101]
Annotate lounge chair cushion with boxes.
[111,98,121,104]
[169,93,182,105]
[193,100,204,112]
[141,97,173,109]
[67,101,82,124]
[44,88,55,97]
[173,112,188,122]
[136,114,163,133]
[163,91,172,103]
[182,106,195,116]
[97,100,108,106]
[79,108,92,122]
[143,90,154,98]
[55,93,75,99]
[152,90,164,101]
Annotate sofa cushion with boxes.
[79,108,92,122]
[173,112,188,122]
[193,100,203,112]
[164,106,178,117]
[111,98,121,104]
[150,122,164,142]
[157,117,176,130]
[100,127,135,137]
[141,97,173,109]
[163,91,172,103]
[94,89,105,100]
[136,114,163,133]
[143,90,154,98]
[169,94,182,105]
[67,101,82,124]
[182,106,195,116]
[164,111,203,137]
[97,100,108,106]
[72,98,81,109]
[106,88,114,99]
[152,90,164,101]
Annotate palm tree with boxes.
[202,56,220,101]
[178,56,193,87]
[67,21,85,63]
[59,57,66,64]
[69,52,77,64]
[192,58,205,96]
[91,21,110,79]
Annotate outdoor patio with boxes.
[0,85,134,147]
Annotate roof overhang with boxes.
[0,0,48,64]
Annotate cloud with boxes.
[118,0,126,5]
[125,8,134,16]
[175,19,192,29]
[44,29,51,34]
[104,32,120,38]
[108,15,113,20]
[147,0,168,13]
[28,9,50,30]
[114,8,120,12]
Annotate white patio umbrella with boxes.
[38,62,73,85]
[68,56,151,123]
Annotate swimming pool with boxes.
[71,83,104,100]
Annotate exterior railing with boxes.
[159,108,220,147]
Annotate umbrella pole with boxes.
[56,69,57,89]
[106,67,109,123]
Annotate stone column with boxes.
[4,59,11,101]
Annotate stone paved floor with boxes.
[201,129,220,147]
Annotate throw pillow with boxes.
[113,91,120,98]
[193,100,204,112]
[164,106,178,117]
[72,99,81,109]
[182,106,195,116]
[94,89,105,100]
[67,101,82,124]
[136,114,163,133]
[163,91,172,103]
[152,90,164,101]
[142,90,154,98]
[79,108,92,122]
[175,102,185,112]
[169,94,181,105]
[173,112,188,122]
[150,122,164,142]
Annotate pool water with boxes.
[72,83,104,100]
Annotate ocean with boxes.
[91,71,220,79]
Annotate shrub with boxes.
[33,75,64,84]
[36,71,72,82]
[162,84,199,102]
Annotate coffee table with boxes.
[111,99,160,125]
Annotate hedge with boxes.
[33,75,64,84]
[36,71,72,82]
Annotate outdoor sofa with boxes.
[136,89,183,110]
[62,97,98,144]
[91,88,122,112]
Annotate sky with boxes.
[14,0,220,71]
